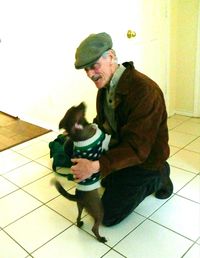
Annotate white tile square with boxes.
[135,194,172,217]
[23,173,75,203]
[185,137,200,154]
[36,154,53,170]
[23,173,58,203]
[169,146,180,156]
[0,150,31,175]
[37,131,59,142]
[32,225,109,258]
[11,138,41,151]
[5,205,72,253]
[4,161,51,187]
[0,176,18,198]
[170,115,190,122]
[47,187,85,223]
[183,244,200,258]
[0,189,42,227]
[167,117,184,130]
[173,121,200,136]
[190,117,200,124]
[178,175,200,203]
[169,131,197,148]
[170,166,196,193]
[150,195,200,241]
[47,195,78,223]
[16,141,50,160]
[82,211,145,246]
[0,230,28,258]
[168,149,200,174]
[115,220,193,258]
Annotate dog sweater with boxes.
[73,124,110,191]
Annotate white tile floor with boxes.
[0,115,200,258]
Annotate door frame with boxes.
[194,2,200,117]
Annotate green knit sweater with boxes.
[73,124,111,191]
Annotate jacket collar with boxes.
[115,61,135,96]
[97,62,135,110]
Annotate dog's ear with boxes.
[78,102,86,110]
[59,111,70,130]
[59,117,65,130]
[59,106,75,131]
[74,102,88,125]
[59,102,88,133]
[76,102,86,118]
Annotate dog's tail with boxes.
[53,180,78,201]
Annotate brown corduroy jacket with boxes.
[94,62,170,177]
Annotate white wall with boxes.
[194,0,200,116]
[168,0,199,117]
[0,0,99,130]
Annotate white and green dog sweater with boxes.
[73,124,111,191]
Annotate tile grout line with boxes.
[1,228,31,257]
[170,164,199,176]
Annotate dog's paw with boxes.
[98,236,107,243]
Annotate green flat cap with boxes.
[75,32,113,69]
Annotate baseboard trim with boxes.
[171,110,200,118]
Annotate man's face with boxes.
[84,52,114,89]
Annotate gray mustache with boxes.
[91,75,101,82]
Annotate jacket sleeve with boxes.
[99,82,168,177]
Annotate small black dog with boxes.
[52,102,110,242]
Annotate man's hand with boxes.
[71,158,100,182]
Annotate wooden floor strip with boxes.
[0,112,52,151]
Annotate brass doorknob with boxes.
[127,30,136,39]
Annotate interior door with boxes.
[111,0,168,96]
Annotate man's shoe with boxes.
[155,162,173,199]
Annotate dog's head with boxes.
[59,102,91,141]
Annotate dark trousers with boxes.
[101,162,170,226]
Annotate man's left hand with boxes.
[71,158,100,182]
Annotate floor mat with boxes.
[0,111,52,152]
